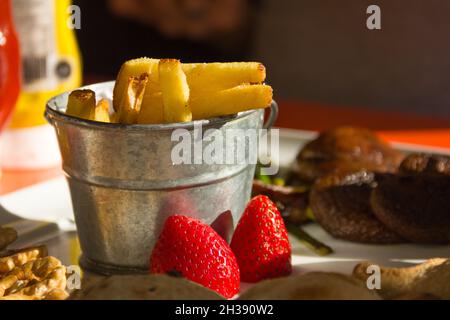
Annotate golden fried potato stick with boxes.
[0,226,17,251]
[89,99,111,123]
[113,58,270,124]
[110,112,119,123]
[113,57,160,112]
[137,91,164,124]
[183,62,266,95]
[353,258,448,299]
[190,84,273,120]
[0,245,47,274]
[114,58,266,106]
[159,59,192,123]
[65,90,96,120]
[117,73,149,124]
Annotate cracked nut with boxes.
[0,246,67,300]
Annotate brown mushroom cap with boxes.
[310,171,405,244]
[399,153,450,176]
[297,127,404,182]
[371,173,450,244]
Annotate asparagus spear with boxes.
[253,180,310,224]
[286,222,334,256]
[305,207,316,222]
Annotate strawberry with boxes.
[149,215,240,299]
[230,195,292,282]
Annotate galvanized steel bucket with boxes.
[45,81,278,274]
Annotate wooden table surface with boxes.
[1,101,449,195]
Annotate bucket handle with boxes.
[263,100,279,129]
[44,109,54,126]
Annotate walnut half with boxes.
[0,246,68,300]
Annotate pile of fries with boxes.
[66,58,273,124]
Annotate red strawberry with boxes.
[231,195,292,282]
[150,215,240,298]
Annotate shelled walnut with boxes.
[0,246,68,300]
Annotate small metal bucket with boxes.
[45,81,278,274]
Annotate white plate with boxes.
[1,128,449,276]
[278,128,450,275]
[0,177,73,223]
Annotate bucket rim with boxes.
[45,81,266,132]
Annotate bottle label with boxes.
[12,0,60,92]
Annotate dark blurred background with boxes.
[74,0,450,117]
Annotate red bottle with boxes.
[0,0,20,132]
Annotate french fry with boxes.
[118,73,149,124]
[137,92,164,124]
[65,90,96,120]
[89,99,111,123]
[183,62,266,95]
[113,58,272,124]
[159,59,192,123]
[113,57,160,112]
[110,112,120,123]
[190,84,273,120]
[114,60,265,105]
